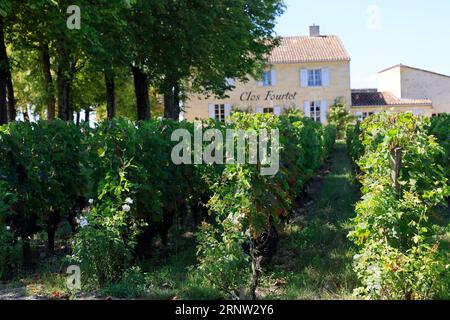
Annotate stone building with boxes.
[184,25,351,124]
[184,27,450,123]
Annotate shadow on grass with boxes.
[101,232,223,300]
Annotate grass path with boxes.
[260,141,360,299]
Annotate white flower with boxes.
[88,199,94,205]
[226,213,241,225]
[122,204,131,212]
[125,197,134,205]
[79,217,89,228]
[6,226,11,231]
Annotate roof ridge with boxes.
[280,35,338,38]
[352,90,432,107]
[379,64,450,78]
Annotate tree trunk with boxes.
[6,66,15,122]
[164,90,174,119]
[390,147,402,195]
[163,81,181,120]
[249,243,262,300]
[131,66,150,121]
[46,210,60,254]
[85,107,90,122]
[23,106,30,122]
[57,48,73,121]
[0,17,8,125]
[174,82,180,120]
[40,43,55,121]
[75,110,80,125]
[105,68,116,120]
[22,240,32,269]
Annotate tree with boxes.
[126,0,284,121]
[80,0,130,120]
[0,16,8,125]
[327,97,353,139]
[2,0,285,123]
[8,0,58,121]
[0,0,13,124]
[153,0,285,120]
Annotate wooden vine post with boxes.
[390,147,402,195]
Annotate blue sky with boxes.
[274,0,450,88]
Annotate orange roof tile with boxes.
[268,36,350,64]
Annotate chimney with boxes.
[309,25,320,37]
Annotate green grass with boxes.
[100,232,222,300]
[260,141,360,299]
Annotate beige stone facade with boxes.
[184,61,351,124]
[378,64,450,115]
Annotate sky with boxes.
[274,0,450,88]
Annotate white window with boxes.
[301,68,328,87]
[310,101,321,122]
[214,104,226,122]
[308,69,322,87]
[263,107,274,114]
[362,112,374,119]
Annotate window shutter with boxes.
[322,68,330,86]
[274,106,282,116]
[256,107,263,114]
[224,104,232,122]
[300,69,308,87]
[303,101,310,117]
[271,69,277,86]
[320,100,328,124]
[208,104,216,119]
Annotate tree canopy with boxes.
[0,0,285,123]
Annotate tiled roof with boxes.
[351,91,432,107]
[268,36,350,64]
